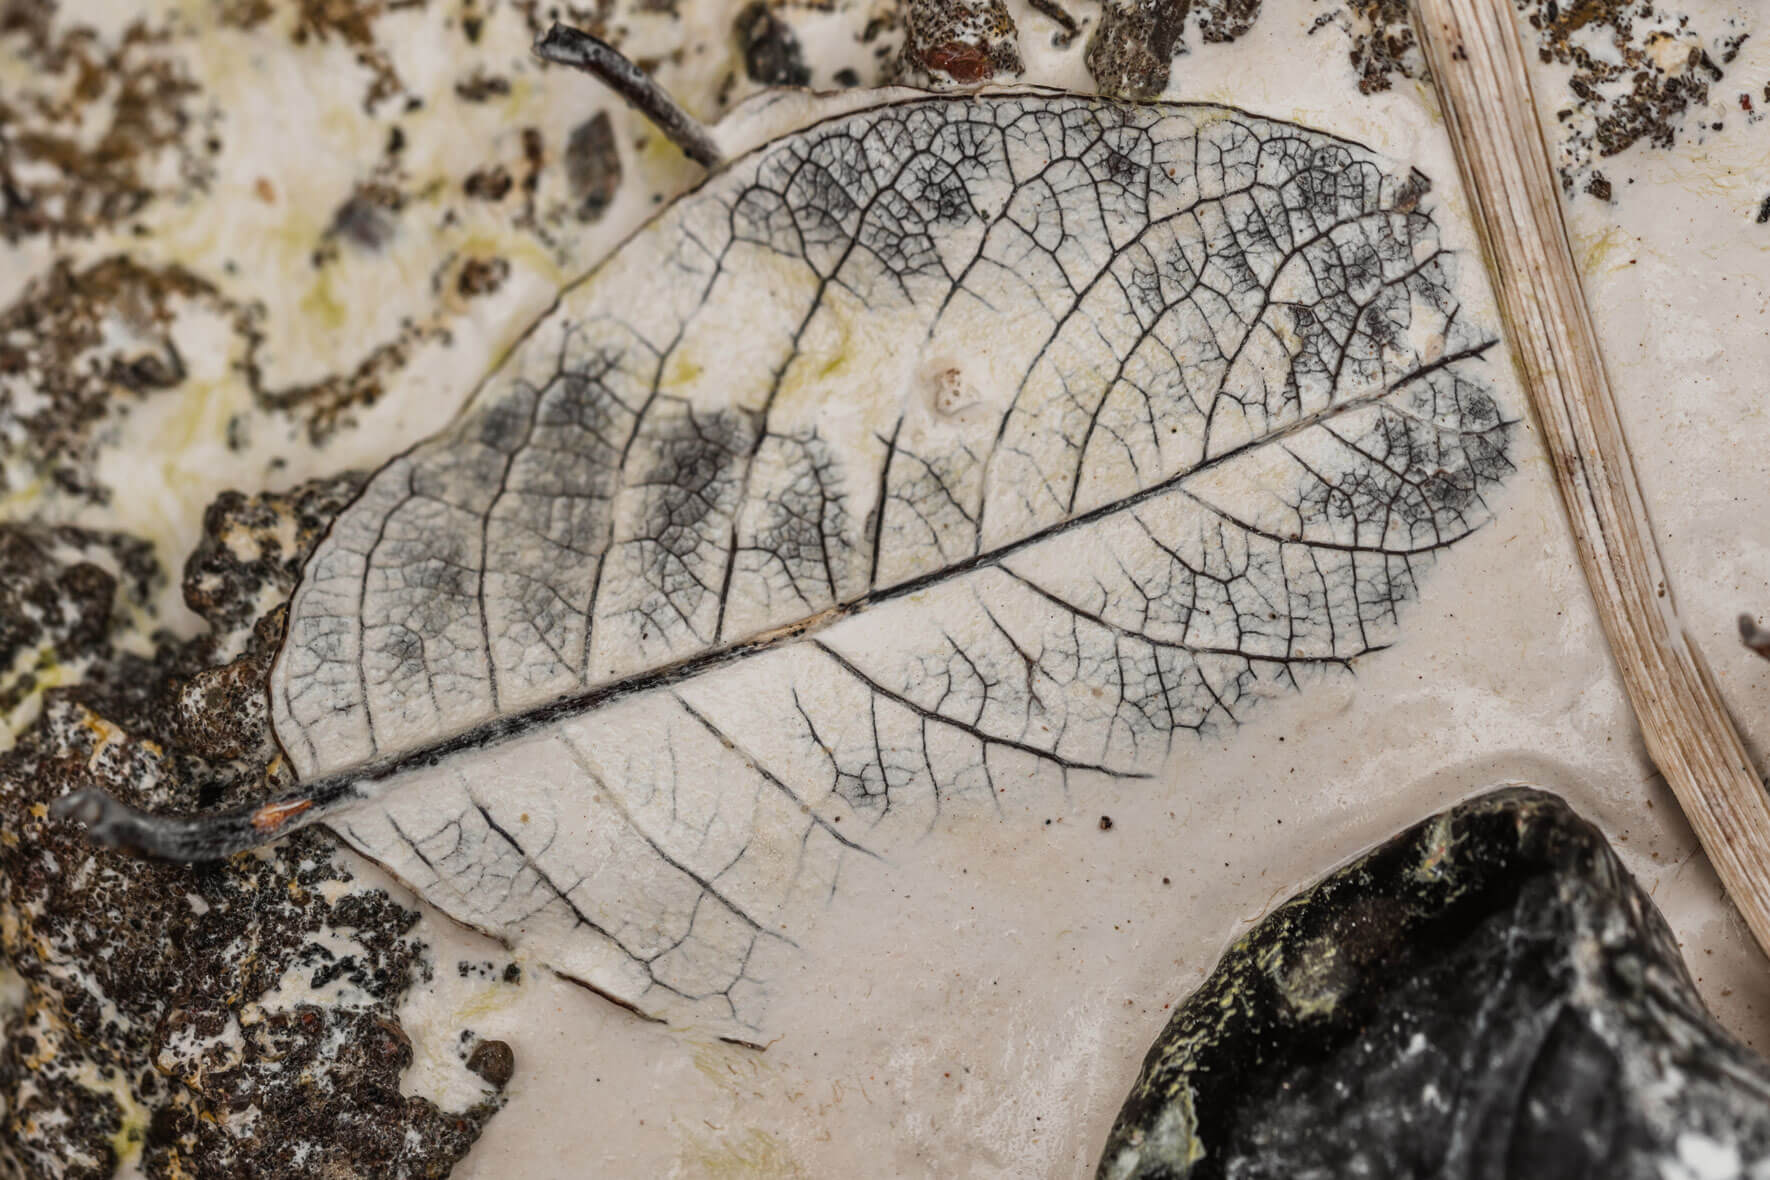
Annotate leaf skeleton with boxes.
[57,26,1516,1037]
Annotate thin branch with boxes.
[1740,614,1770,662]
[533,24,724,170]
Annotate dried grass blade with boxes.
[1411,0,1770,956]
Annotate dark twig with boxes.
[533,24,724,170]
[1025,0,1080,47]
[1739,614,1770,662]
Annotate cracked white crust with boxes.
[269,92,1515,1035]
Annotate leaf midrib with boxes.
[283,335,1497,805]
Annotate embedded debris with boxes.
[564,112,624,224]
[1519,0,1741,197]
[735,1,813,86]
[0,17,209,243]
[897,0,1024,85]
[0,479,502,1178]
[1307,0,1421,95]
[1310,0,1764,197]
[181,476,367,655]
[1085,0,1263,99]
[1087,0,1192,98]
[0,526,157,727]
[0,259,232,505]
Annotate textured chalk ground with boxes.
[3,0,1769,1176]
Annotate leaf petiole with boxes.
[52,782,353,860]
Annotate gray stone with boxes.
[1100,786,1770,1180]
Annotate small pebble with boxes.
[467,1039,516,1087]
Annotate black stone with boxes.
[1099,787,1770,1180]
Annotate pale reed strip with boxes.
[1411,0,1770,955]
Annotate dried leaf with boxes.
[99,94,1519,1037]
